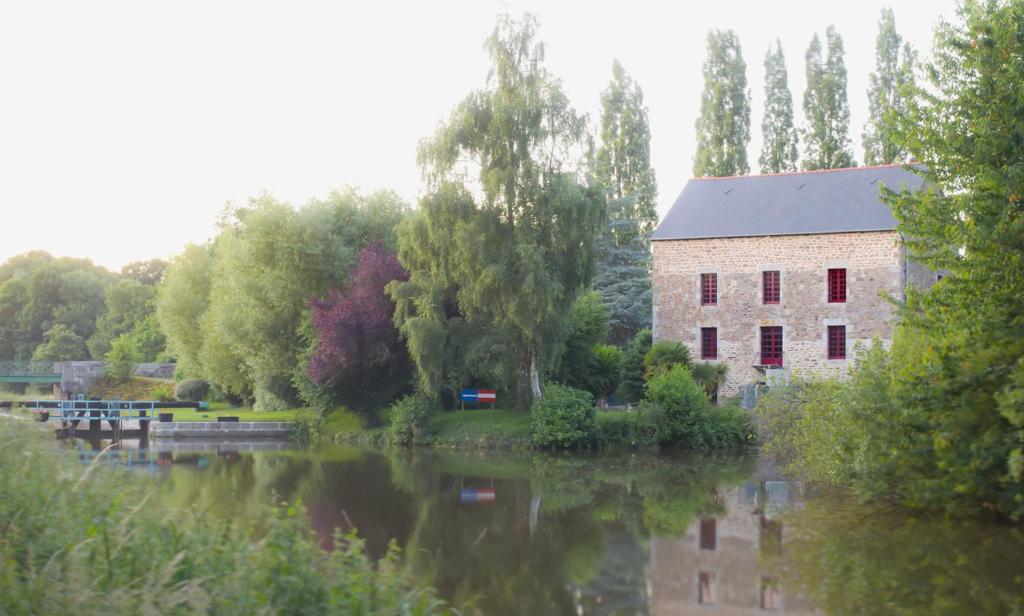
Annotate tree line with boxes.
[0,252,167,375]
[695,8,916,176]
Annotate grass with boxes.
[167,404,317,423]
[421,408,532,449]
[0,418,452,615]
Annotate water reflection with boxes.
[93,440,1024,615]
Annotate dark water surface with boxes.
[74,439,1024,615]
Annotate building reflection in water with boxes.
[650,479,820,615]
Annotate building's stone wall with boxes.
[651,231,903,396]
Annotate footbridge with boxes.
[0,361,61,384]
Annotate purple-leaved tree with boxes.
[308,242,411,412]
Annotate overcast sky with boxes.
[0,0,958,270]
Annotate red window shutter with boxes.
[763,271,780,304]
[828,268,847,303]
[828,325,846,359]
[760,326,783,366]
[701,273,718,305]
[701,327,718,359]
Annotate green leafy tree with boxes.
[120,259,167,285]
[554,291,609,386]
[200,191,407,410]
[88,279,158,359]
[862,8,917,165]
[0,253,115,359]
[759,39,799,173]
[31,324,88,362]
[595,60,658,243]
[693,29,751,177]
[592,61,658,343]
[157,189,406,409]
[105,334,138,382]
[802,27,856,170]
[389,185,510,406]
[406,14,605,411]
[883,0,1024,518]
[592,218,651,344]
[156,243,213,378]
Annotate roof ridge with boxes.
[690,163,911,181]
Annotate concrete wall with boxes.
[651,231,902,396]
[151,422,293,439]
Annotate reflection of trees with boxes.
[385,449,755,615]
[777,496,1024,615]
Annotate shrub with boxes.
[531,384,596,449]
[617,328,651,402]
[643,340,691,379]
[151,384,174,403]
[691,361,728,402]
[175,379,211,401]
[644,365,753,449]
[387,395,434,446]
[595,407,659,449]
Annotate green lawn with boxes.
[423,408,532,449]
[165,403,316,423]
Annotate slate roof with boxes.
[650,165,925,241]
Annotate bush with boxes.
[639,366,752,449]
[617,329,651,402]
[175,379,211,401]
[387,395,434,446]
[595,408,659,449]
[643,340,691,379]
[151,384,174,403]
[530,384,596,449]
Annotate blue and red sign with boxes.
[459,488,496,504]
[460,389,496,403]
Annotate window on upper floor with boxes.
[828,268,847,303]
[701,273,717,306]
[828,325,846,359]
[701,327,718,360]
[763,270,780,304]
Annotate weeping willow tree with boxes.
[391,14,605,411]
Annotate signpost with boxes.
[459,389,496,410]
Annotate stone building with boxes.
[651,165,931,397]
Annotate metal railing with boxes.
[0,360,59,375]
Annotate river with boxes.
[70,438,1024,615]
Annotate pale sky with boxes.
[0,0,958,271]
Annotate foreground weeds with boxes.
[0,419,452,615]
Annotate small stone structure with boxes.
[57,361,176,397]
[651,165,939,396]
[151,422,293,439]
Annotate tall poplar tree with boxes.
[395,14,605,411]
[862,8,917,165]
[595,59,658,243]
[693,29,751,177]
[802,27,856,170]
[593,60,658,343]
[759,39,799,173]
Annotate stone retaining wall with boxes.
[151,422,293,439]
